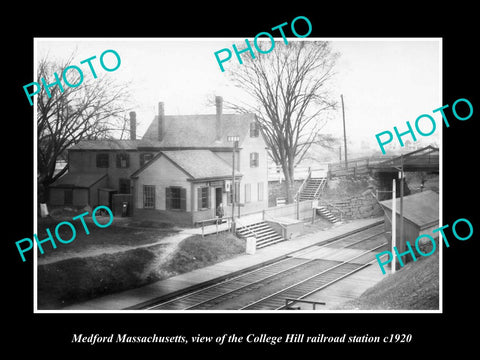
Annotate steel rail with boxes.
[184,258,319,310]
[239,242,387,310]
[144,223,384,310]
[276,253,391,310]
[185,230,386,310]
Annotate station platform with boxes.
[61,217,383,311]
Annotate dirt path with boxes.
[36,229,199,265]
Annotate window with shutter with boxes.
[165,187,171,209]
[96,153,109,168]
[116,153,129,168]
[144,185,155,208]
[258,182,264,201]
[167,187,186,211]
[172,188,180,210]
[180,188,187,211]
[250,152,259,167]
[227,182,240,205]
[245,183,251,203]
[197,187,210,210]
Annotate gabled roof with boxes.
[67,112,258,151]
[131,150,241,181]
[380,190,439,228]
[50,172,107,188]
[142,113,256,148]
[68,139,160,151]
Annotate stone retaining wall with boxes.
[319,190,383,220]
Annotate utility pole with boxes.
[341,94,348,168]
[228,136,240,232]
[392,178,396,274]
[399,154,405,261]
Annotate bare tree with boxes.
[37,53,132,202]
[225,41,339,203]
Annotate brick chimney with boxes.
[158,102,165,141]
[129,111,136,140]
[215,96,223,141]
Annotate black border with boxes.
[6,4,478,354]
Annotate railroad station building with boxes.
[49,96,269,224]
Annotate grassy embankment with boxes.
[37,214,245,309]
[337,252,439,310]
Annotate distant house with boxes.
[49,97,269,224]
[379,190,439,265]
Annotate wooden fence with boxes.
[268,165,328,182]
[263,199,314,220]
[328,156,395,177]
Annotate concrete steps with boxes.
[316,206,341,224]
[236,221,285,249]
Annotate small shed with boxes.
[49,173,107,208]
[379,190,439,266]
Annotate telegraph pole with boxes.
[228,136,239,232]
[341,94,348,168]
[399,154,405,260]
[392,178,396,274]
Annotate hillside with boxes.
[337,252,439,310]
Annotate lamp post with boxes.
[227,135,240,232]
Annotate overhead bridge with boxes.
[368,145,439,174]
[327,145,439,178]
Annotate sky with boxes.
[35,37,441,152]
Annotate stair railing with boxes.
[235,218,258,239]
[196,216,233,237]
[312,177,327,200]
[294,167,312,202]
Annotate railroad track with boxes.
[240,243,386,310]
[144,223,386,311]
